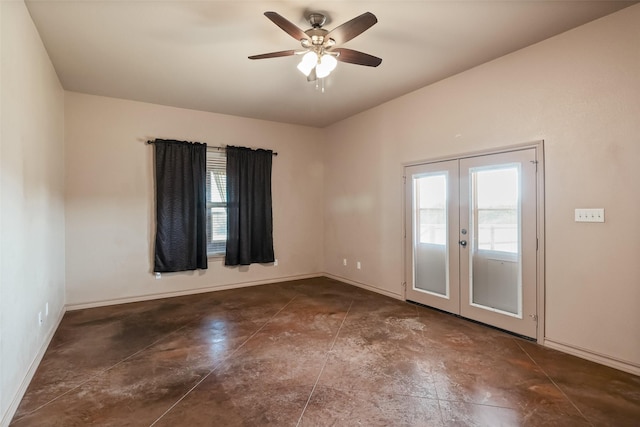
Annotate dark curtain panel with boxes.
[225,146,275,266]
[154,139,208,272]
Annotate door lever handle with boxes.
[459,240,467,247]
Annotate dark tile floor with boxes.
[10,277,640,426]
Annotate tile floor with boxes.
[10,277,640,426]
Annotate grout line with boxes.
[414,304,446,425]
[514,339,594,427]
[149,295,299,427]
[295,299,354,427]
[11,321,195,421]
[435,397,518,410]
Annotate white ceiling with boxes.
[26,1,637,128]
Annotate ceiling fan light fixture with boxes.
[251,11,381,84]
[316,54,337,78]
[297,51,318,76]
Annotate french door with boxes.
[404,148,539,338]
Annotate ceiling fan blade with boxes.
[248,50,297,60]
[325,12,377,45]
[332,48,382,67]
[264,11,310,42]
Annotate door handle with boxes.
[459,240,467,247]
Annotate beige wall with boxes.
[0,1,66,423]
[3,8,637,424]
[64,92,324,306]
[323,6,640,369]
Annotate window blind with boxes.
[206,149,227,255]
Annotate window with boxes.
[472,166,519,253]
[206,149,227,256]
[416,173,447,245]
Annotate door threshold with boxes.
[406,299,536,342]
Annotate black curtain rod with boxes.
[146,140,277,156]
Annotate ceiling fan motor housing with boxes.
[307,13,326,28]
[304,28,330,47]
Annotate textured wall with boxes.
[323,5,640,369]
[64,92,325,306]
[0,1,65,423]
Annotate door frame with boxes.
[402,140,545,344]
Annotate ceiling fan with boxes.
[249,11,382,81]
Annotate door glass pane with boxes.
[413,173,448,297]
[469,165,522,316]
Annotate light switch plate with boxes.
[575,208,605,223]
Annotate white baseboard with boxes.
[1,306,67,427]
[544,338,640,376]
[323,273,403,301]
[66,273,324,311]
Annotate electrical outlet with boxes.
[38,311,43,326]
[357,261,361,270]
[274,259,278,266]
[343,258,347,266]
[155,272,162,280]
